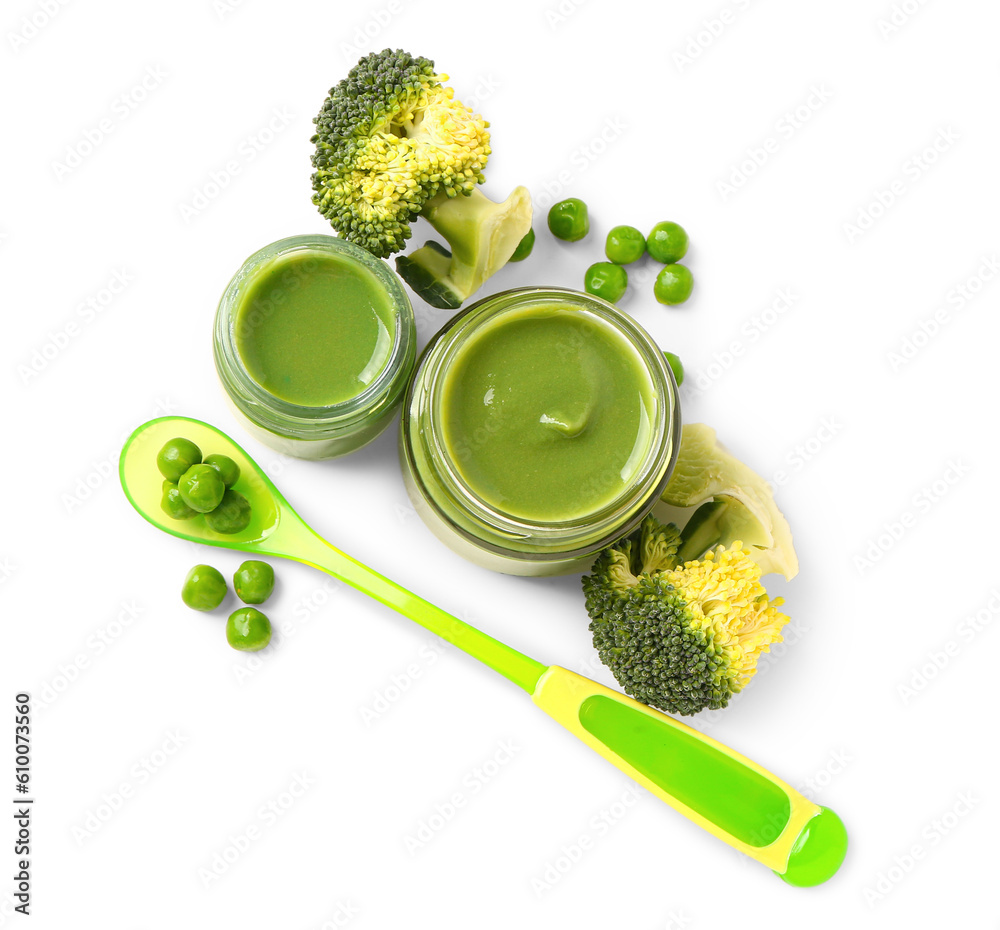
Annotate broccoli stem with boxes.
[420,186,533,298]
[677,500,730,564]
[676,491,779,564]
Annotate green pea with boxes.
[226,607,271,652]
[547,198,589,241]
[584,262,628,303]
[156,438,202,482]
[605,225,646,264]
[664,351,685,386]
[508,228,535,262]
[654,263,694,305]
[182,564,227,611]
[233,560,274,605]
[178,464,225,513]
[204,453,240,488]
[646,222,689,264]
[205,489,252,535]
[161,483,197,520]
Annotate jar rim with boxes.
[402,286,681,561]
[214,234,415,436]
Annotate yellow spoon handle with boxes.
[532,667,847,886]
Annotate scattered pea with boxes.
[654,263,694,306]
[205,489,252,535]
[605,225,646,264]
[584,262,628,303]
[181,564,227,611]
[226,607,272,652]
[161,484,197,520]
[547,198,589,242]
[508,228,535,262]
[647,222,689,264]
[664,351,685,386]
[178,464,225,513]
[233,560,274,605]
[204,453,240,488]
[156,438,202,482]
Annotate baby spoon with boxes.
[120,416,847,885]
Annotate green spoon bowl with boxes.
[121,416,283,549]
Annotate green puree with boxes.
[235,249,394,406]
[441,304,655,522]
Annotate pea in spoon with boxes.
[120,416,846,885]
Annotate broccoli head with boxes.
[583,516,788,716]
[311,49,531,308]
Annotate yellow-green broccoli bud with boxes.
[583,515,788,715]
[310,49,491,258]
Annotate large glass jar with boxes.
[400,287,681,576]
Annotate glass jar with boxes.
[214,235,416,460]
[400,287,681,576]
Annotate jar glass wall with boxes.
[214,235,416,460]
[400,287,681,576]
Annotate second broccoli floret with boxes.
[583,516,788,716]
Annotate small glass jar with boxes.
[214,235,416,460]
[400,287,681,576]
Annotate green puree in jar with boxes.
[441,304,655,522]
[235,249,394,406]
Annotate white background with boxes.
[3,0,997,925]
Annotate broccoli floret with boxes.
[583,515,788,716]
[310,49,531,308]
